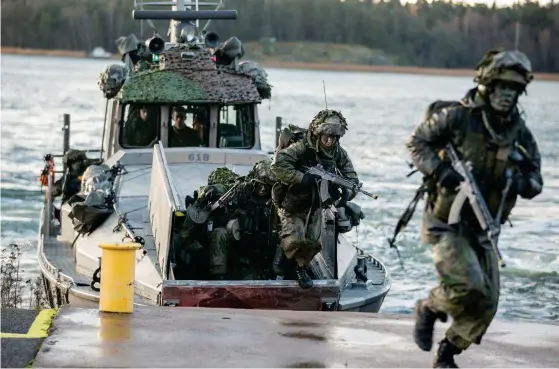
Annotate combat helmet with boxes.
[474,49,534,87]
[63,149,88,166]
[248,159,276,186]
[308,109,348,138]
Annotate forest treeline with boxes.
[1,0,558,72]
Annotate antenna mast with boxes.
[323,80,328,109]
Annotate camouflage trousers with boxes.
[427,231,500,351]
[208,227,230,275]
[278,207,322,267]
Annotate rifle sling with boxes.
[388,184,426,245]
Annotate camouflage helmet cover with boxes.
[97,64,127,99]
[308,109,348,137]
[207,167,239,186]
[63,149,88,165]
[247,159,276,185]
[475,49,534,86]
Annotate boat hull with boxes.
[161,280,341,310]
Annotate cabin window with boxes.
[168,105,210,148]
[119,104,160,148]
[218,104,255,149]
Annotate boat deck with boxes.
[33,306,559,368]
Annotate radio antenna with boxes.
[322,80,328,109]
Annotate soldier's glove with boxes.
[198,185,219,207]
[301,172,321,186]
[434,162,464,190]
[185,195,196,208]
[510,174,541,199]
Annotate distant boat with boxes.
[89,46,112,59]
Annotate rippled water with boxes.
[1,54,558,322]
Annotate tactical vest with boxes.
[432,109,521,224]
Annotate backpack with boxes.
[275,124,308,152]
[271,124,308,207]
[423,100,462,121]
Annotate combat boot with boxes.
[433,338,462,368]
[273,246,288,276]
[295,267,313,289]
[413,299,448,351]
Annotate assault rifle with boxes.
[301,164,378,207]
[446,144,510,268]
[186,181,242,224]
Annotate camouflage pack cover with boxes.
[207,167,240,186]
[98,64,128,99]
[239,61,272,99]
[309,109,348,137]
[475,49,534,86]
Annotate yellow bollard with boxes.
[98,242,141,313]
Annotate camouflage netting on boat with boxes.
[98,64,128,99]
[118,69,208,103]
[158,48,263,103]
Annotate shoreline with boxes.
[2,46,559,81]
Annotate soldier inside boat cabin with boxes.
[169,106,202,147]
[406,49,543,368]
[122,104,159,147]
[270,109,359,289]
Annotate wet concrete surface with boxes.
[2,338,44,368]
[33,306,559,368]
[1,308,39,334]
[1,308,42,368]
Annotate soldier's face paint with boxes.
[255,183,271,197]
[319,134,338,148]
[489,81,523,113]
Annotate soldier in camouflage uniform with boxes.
[270,109,359,289]
[182,161,278,280]
[52,149,103,203]
[51,149,102,221]
[122,104,159,147]
[406,50,543,368]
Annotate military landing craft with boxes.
[37,0,391,312]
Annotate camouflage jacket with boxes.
[271,133,359,213]
[406,88,543,242]
[169,126,201,148]
[123,117,158,147]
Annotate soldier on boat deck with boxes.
[51,149,102,221]
[180,160,279,280]
[270,109,359,289]
[406,49,543,368]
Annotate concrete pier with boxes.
[30,306,559,368]
[1,308,58,368]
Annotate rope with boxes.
[90,267,101,292]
